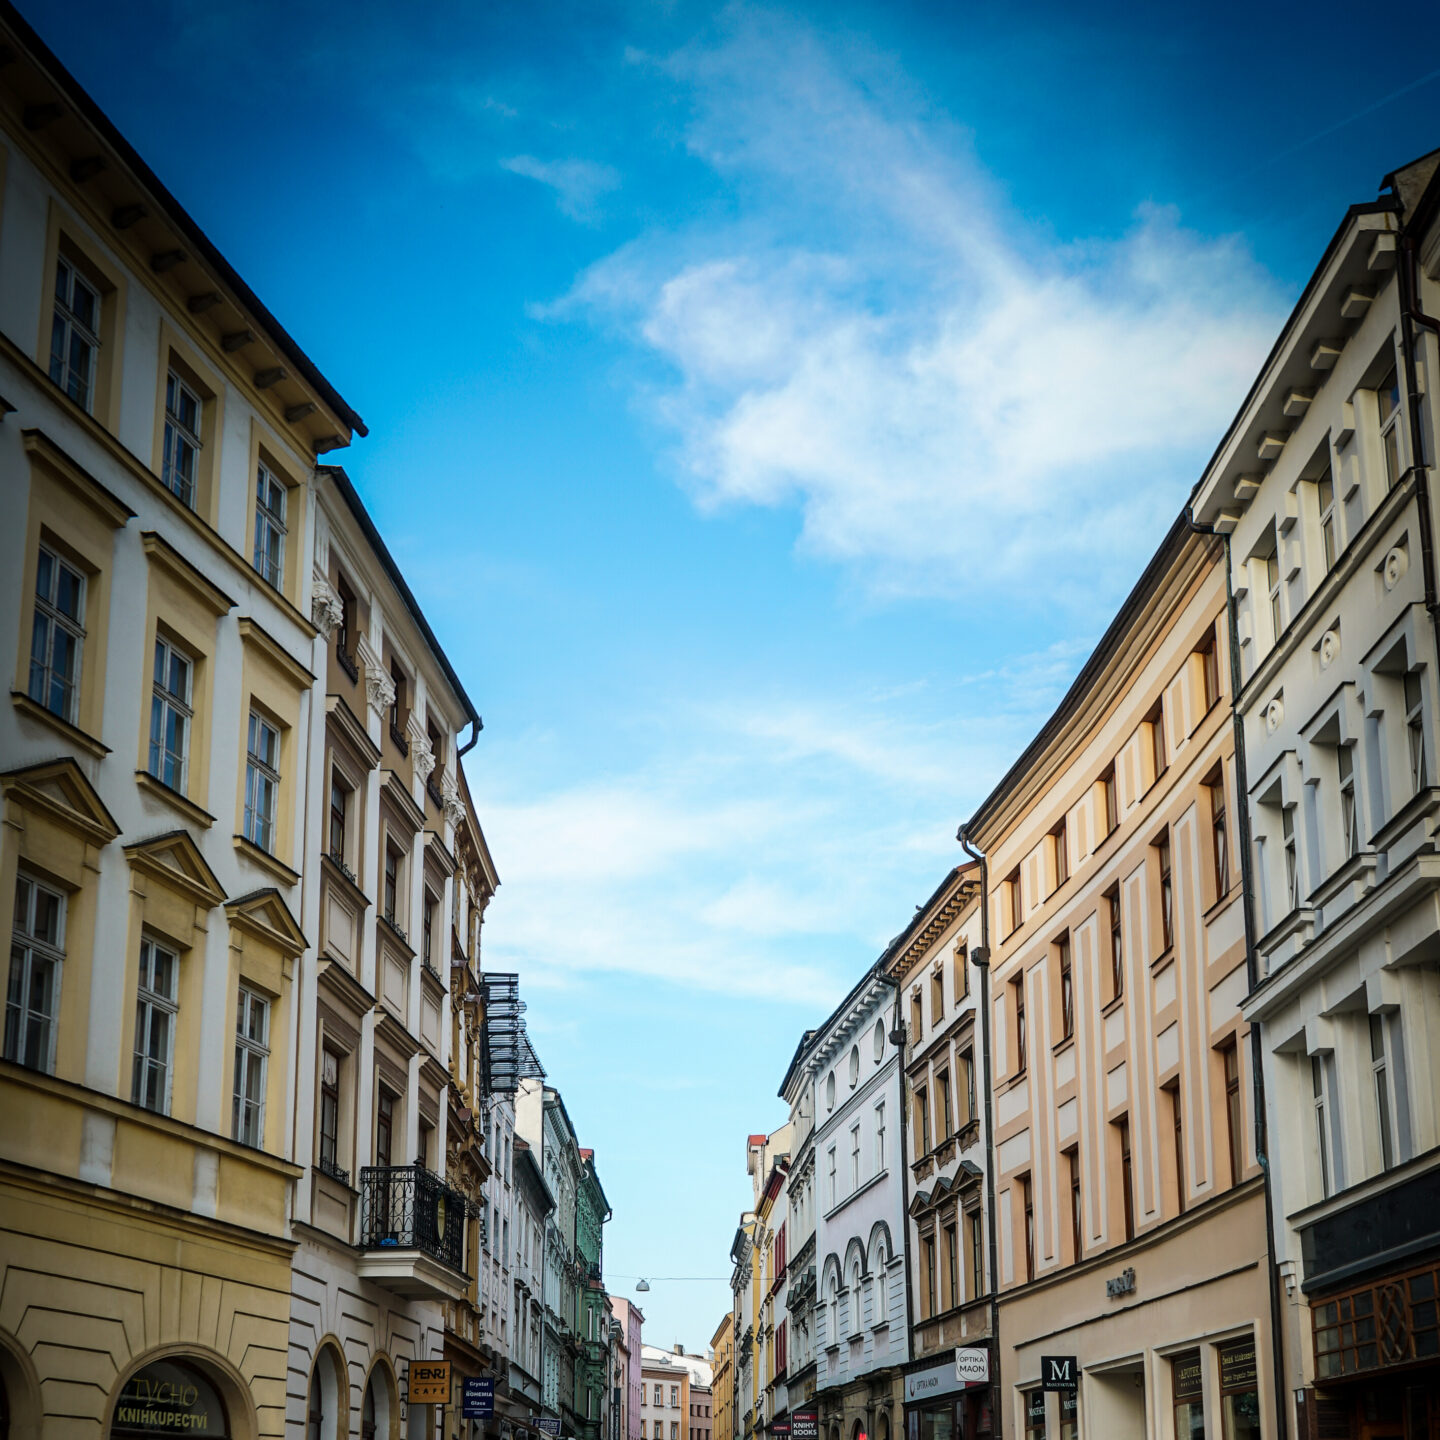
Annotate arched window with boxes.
[361,1365,393,1440]
[827,1274,838,1344]
[306,1346,344,1440]
[112,1359,229,1438]
[850,1264,863,1332]
[875,1253,888,1324]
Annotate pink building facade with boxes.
[611,1296,645,1440]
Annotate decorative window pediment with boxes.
[123,828,227,908]
[1,757,119,847]
[226,886,307,959]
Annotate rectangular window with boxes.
[389,664,408,749]
[28,545,86,723]
[376,1087,395,1166]
[655,1388,663,1408]
[1223,1040,1242,1186]
[922,1232,937,1318]
[1051,816,1069,889]
[1218,1337,1261,1440]
[1283,806,1299,910]
[244,712,280,852]
[1118,1118,1134,1242]
[1169,1081,1184,1215]
[671,1389,679,1410]
[1024,1391,1047,1440]
[960,1049,976,1126]
[1405,672,1427,792]
[1208,770,1229,899]
[828,1146,837,1207]
[953,942,969,1000]
[1171,1349,1203,1440]
[1012,975,1027,1075]
[5,871,65,1073]
[318,1046,341,1174]
[850,1124,860,1189]
[1317,469,1337,571]
[1102,764,1118,836]
[967,1210,982,1300]
[384,843,401,925]
[162,368,203,507]
[423,890,437,969]
[936,1070,952,1139]
[931,967,945,1023]
[910,989,923,1043]
[1021,1176,1034,1282]
[1370,1014,1395,1172]
[1378,365,1402,488]
[1157,836,1174,953]
[1338,745,1359,859]
[148,636,193,792]
[329,773,350,863]
[335,574,357,670]
[233,986,270,1146]
[1147,700,1166,782]
[1068,1150,1082,1262]
[1005,869,1023,934]
[50,256,100,411]
[1267,550,1283,644]
[1312,1054,1331,1198]
[943,1220,958,1310]
[1200,626,1221,711]
[253,463,288,588]
[1058,934,1073,1041]
[875,1101,885,1171]
[1108,887,1123,1000]
[132,936,179,1114]
[914,1086,930,1155]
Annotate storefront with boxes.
[903,1352,992,1440]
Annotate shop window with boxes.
[1058,1392,1077,1440]
[1217,1337,1260,1440]
[112,1358,229,1438]
[1023,1391,1046,1440]
[1170,1349,1203,1439]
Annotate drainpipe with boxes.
[1184,514,1288,1440]
[459,716,483,758]
[1397,226,1440,658]
[955,826,999,1436]
[889,971,917,1397]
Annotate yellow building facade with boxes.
[711,1314,734,1440]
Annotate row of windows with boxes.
[908,944,969,1041]
[911,1048,976,1155]
[917,1208,984,1318]
[7,870,271,1142]
[315,1042,435,1181]
[825,1101,886,1208]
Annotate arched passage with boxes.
[0,1330,41,1440]
[305,1341,349,1440]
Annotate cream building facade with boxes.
[964,520,1273,1440]
[1192,148,1440,1438]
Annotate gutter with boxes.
[1184,513,1288,1440]
[955,826,1000,1429]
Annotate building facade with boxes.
[610,1297,645,1440]
[577,1150,613,1440]
[711,1313,734,1440]
[755,1152,791,1440]
[513,1135,557,1425]
[642,1350,691,1440]
[883,865,993,1439]
[1192,149,1440,1438]
[778,1038,819,1431]
[965,519,1273,1439]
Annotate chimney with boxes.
[674,1344,684,1356]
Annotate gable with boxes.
[2,757,120,847]
[123,829,227,908]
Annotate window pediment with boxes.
[123,829,226,908]
[22,428,134,529]
[140,530,235,616]
[226,886,306,958]
[1,757,119,847]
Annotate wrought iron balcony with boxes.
[356,1164,469,1300]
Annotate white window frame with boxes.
[1405,672,1428,793]
[50,256,100,412]
[253,462,288,588]
[133,935,180,1115]
[5,870,66,1073]
[1311,1054,1331,1199]
[850,1124,860,1190]
[1338,744,1359,859]
[149,635,194,793]
[29,544,86,724]
[1369,1014,1395,1172]
[162,368,203,507]
[234,985,270,1147]
[1267,549,1283,645]
[874,1100,885,1172]
[1317,470,1337,571]
[245,711,281,851]
[1283,806,1299,911]
[1377,365,1403,489]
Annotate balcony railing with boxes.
[337,645,359,683]
[359,1163,466,1274]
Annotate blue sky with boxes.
[32,0,1440,1349]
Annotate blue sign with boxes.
[537,1418,563,1435]
[463,1377,496,1419]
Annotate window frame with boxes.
[132,934,180,1115]
[50,254,102,412]
[1377,364,1403,489]
[233,985,270,1147]
[162,367,204,508]
[28,543,87,725]
[319,1045,342,1175]
[244,710,281,852]
[1369,1014,1395,1172]
[253,461,288,589]
[148,633,194,793]
[1316,468,1337,572]
[1107,886,1123,1001]
[1405,672,1428,793]
[5,869,67,1074]
[1058,934,1073,1041]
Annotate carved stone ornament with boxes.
[310,577,344,639]
[1319,629,1340,669]
[443,775,466,830]
[1383,547,1409,592]
[363,659,394,716]
[411,732,437,786]
[1265,697,1285,733]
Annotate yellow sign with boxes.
[409,1361,452,1405]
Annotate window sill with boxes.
[10,690,110,758]
[1149,945,1175,976]
[135,769,214,828]
[1203,882,1238,923]
[1051,1035,1075,1058]
[233,832,300,887]
[1101,992,1125,1019]
[321,851,371,908]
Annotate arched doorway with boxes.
[110,1358,229,1437]
[306,1344,348,1440]
[362,1360,396,1440]
[0,1331,40,1440]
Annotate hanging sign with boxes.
[408,1360,451,1405]
[1039,1356,1078,1392]
[954,1348,989,1386]
[792,1413,819,1440]
[464,1377,497,1418]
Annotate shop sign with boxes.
[1171,1351,1202,1402]
[792,1412,819,1440]
[1219,1340,1257,1391]
[773,1423,792,1435]
[464,1377,497,1418]
[954,1348,989,1386]
[1039,1357,1077,1392]
[409,1361,452,1405]
[538,1420,563,1435]
[906,1359,963,1403]
[113,1361,226,1435]
[1105,1267,1136,1300]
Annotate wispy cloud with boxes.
[501,154,621,222]
[552,7,1286,603]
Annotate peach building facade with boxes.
[964,520,1273,1440]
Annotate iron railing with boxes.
[358,1163,466,1273]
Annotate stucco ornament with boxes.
[410,725,436,785]
[1265,697,1285,733]
[1383,547,1409,592]
[310,577,343,638]
[361,657,394,716]
[1319,629,1340,669]
[443,774,466,830]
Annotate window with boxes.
[954,941,969,1000]
[244,712,280,851]
[376,1088,395,1167]
[914,1084,931,1154]
[1024,1391,1047,1440]
[910,990,923,1043]
[418,1119,433,1170]
[1168,1081,1184,1215]
[1012,976,1027,1075]
[50,255,100,411]
[850,1124,860,1189]
[1171,1349,1203,1440]
[1068,1150,1082,1262]
[1370,1014,1395,1172]
[967,1210,982,1300]
[875,1101,885,1171]
[960,1050,975,1125]
[826,1071,836,1111]
[1218,1336,1261,1440]
[1282,806,1299,910]
[1223,1040,1242,1186]
[1199,626,1221,711]
[162,369,203,507]
[828,1146,837,1207]
[5,871,65,1072]
[336,574,357,668]
[253,463,287,588]
[1157,836,1174,953]
[943,1220,958,1310]
[148,636,193,791]
[1118,1118,1134,1242]
[384,843,401,925]
[28,545,86,723]
[1378,365,1402,488]
[873,1017,885,1060]
[922,1233,937,1319]
[1312,1055,1331,1198]
[233,987,270,1146]
[389,663,408,747]
[1058,935,1073,1041]
[931,968,944,1023]
[671,1389,679,1410]
[329,774,350,863]
[1267,550,1282,644]
[423,890,438,969]
[1108,888,1123,1000]
[848,1042,860,1088]
[1101,764,1118,836]
[1146,701,1166,782]
[1021,1176,1034,1282]
[936,1070,952,1139]
[319,1047,341,1176]
[1317,469,1337,571]
[133,936,179,1114]
[1405,672,1428,792]
[1208,770,1229,898]
[1336,745,1359,860]
[655,1387,663,1408]
[1005,869,1022,933]
[1051,817,1069,890]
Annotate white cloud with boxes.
[501,154,620,222]
[555,7,1286,602]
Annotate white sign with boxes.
[954,1348,989,1385]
